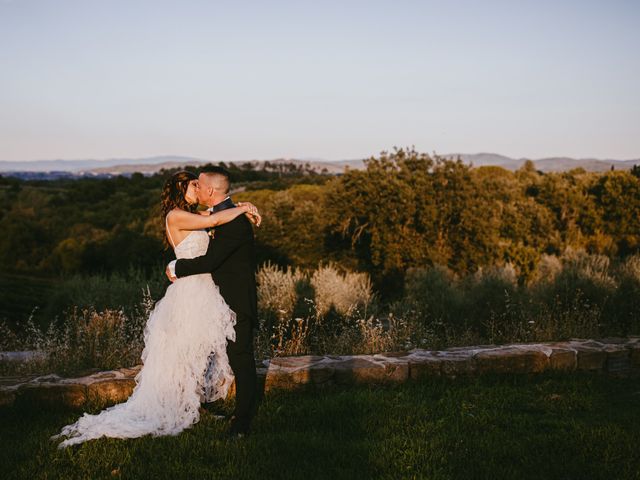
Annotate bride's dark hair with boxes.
[161,170,198,247]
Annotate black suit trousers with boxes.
[226,312,257,423]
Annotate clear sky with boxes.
[1,0,638,161]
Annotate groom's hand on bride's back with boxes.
[165,265,177,283]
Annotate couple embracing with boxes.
[52,166,262,448]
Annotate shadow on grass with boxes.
[2,371,640,479]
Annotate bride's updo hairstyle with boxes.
[161,170,198,218]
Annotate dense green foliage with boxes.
[2,372,639,479]
[1,149,638,336]
[0,161,330,276]
[327,148,640,289]
[2,150,638,282]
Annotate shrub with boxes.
[532,249,616,324]
[256,262,305,322]
[609,254,640,335]
[3,288,154,375]
[4,253,638,376]
[310,263,374,318]
[529,253,563,286]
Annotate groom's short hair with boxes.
[200,165,230,194]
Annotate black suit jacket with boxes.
[175,198,258,329]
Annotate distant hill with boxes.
[443,153,639,172]
[86,159,206,175]
[444,153,523,168]
[0,156,205,173]
[85,158,365,176]
[1,154,637,177]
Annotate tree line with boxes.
[1,149,639,299]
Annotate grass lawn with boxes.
[1,371,639,480]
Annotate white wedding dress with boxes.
[51,228,237,449]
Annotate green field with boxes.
[2,371,639,480]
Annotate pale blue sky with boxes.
[1,0,639,161]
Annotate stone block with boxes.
[571,342,607,371]
[268,355,327,368]
[4,336,639,412]
[548,346,577,371]
[604,345,631,374]
[86,379,136,405]
[626,341,640,369]
[264,356,336,391]
[374,355,410,382]
[474,347,548,375]
[377,351,412,358]
[407,352,442,379]
[17,383,87,409]
[437,351,476,377]
[333,356,408,385]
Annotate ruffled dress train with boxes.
[51,229,236,448]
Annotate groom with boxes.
[166,165,259,438]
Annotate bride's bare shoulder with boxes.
[167,208,191,220]
[168,208,209,219]
[166,208,180,222]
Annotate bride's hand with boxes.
[237,201,258,215]
[237,202,261,227]
[247,212,262,227]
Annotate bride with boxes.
[51,170,261,449]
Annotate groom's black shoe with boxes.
[224,416,251,439]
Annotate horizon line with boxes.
[2,152,640,164]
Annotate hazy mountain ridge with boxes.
[0,153,637,177]
[444,153,639,172]
[0,156,206,173]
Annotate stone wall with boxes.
[2,337,639,410]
